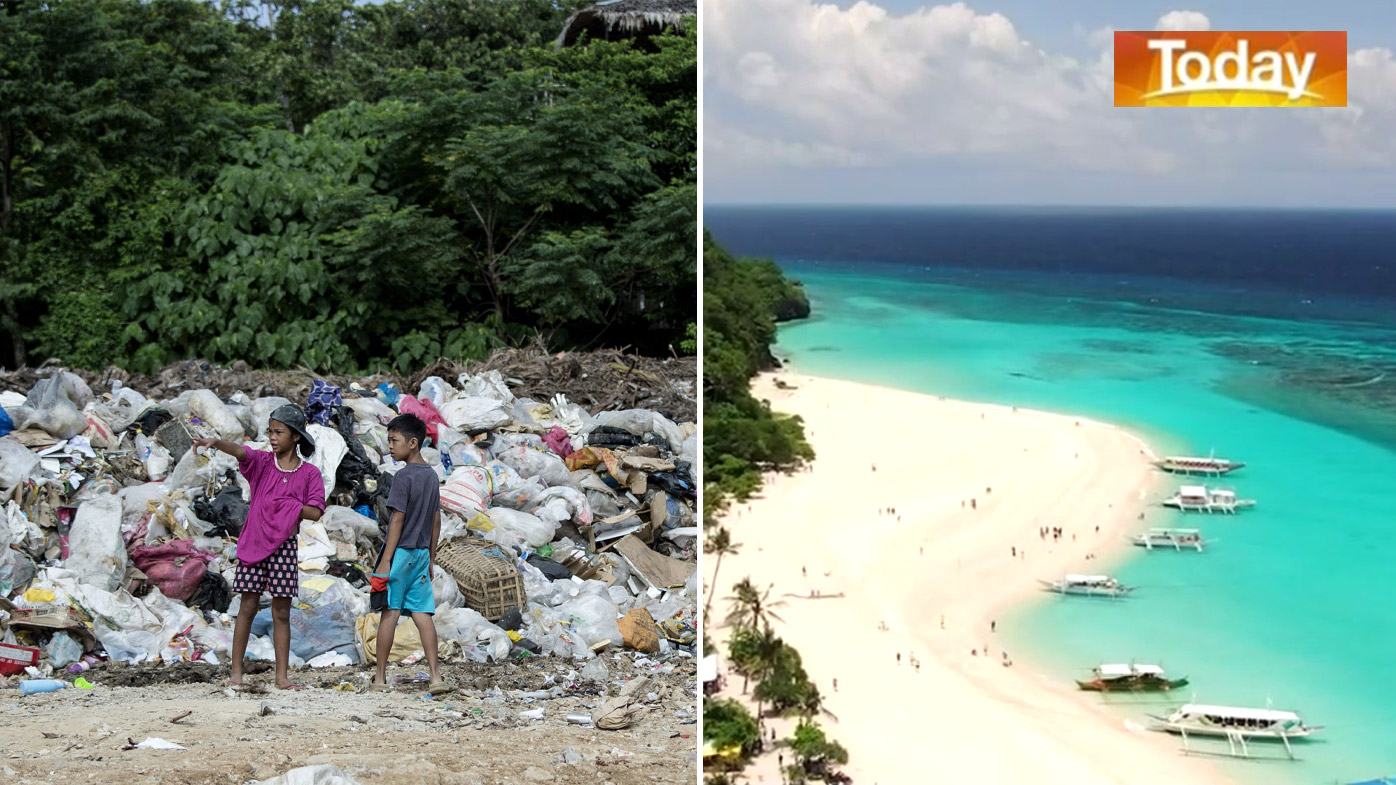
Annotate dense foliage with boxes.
[702,232,812,521]
[0,0,695,373]
[702,698,761,759]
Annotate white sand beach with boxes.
[706,372,1234,785]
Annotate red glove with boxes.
[370,573,389,593]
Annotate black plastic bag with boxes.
[526,554,575,581]
[332,404,379,506]
[135,408,173,436]
[194,486,248,537]
[587,425,638,448]
[649,460,695,499]
[189,571,231,613]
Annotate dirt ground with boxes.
[0,655,698,785]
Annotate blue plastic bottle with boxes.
[19,679,68,696]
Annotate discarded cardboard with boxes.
[618,607,659,653]
[0,642,41,675]
[613,535,695,590]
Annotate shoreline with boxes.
[707,371,1235,785]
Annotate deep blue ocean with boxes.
[707,206,1396,785]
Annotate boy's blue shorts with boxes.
[386,548,435,615]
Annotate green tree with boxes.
[705,526,741,617]
[755,644,823,717]
[703,698,761,760]
[788,719,849,778]
[725,577,786,632]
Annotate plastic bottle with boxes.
[19,679,68,696]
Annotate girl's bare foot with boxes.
[225,677,243,688]
[428,680,451,696]
[276,680,305,691]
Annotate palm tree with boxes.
[725,577,786,632]
[705,527,741,618]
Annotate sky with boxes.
[703,2,1396,207]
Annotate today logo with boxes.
[1114,31,1347,107]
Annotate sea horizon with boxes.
[708,205,1396,785]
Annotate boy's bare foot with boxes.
[225,677,242,688]
[427,680,451,697]
[366,681,390,693]
[275,680,305,691]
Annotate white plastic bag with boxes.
[431,564,465,610]
[482,507,556,549]
[0,439,40,490]
[188,389,245,440]
[456,370,514,404]
[64,493,126,592]
[13,371,91,439]
[305,424,346,500]
[92,387,154,432]
[554,590,622,649]
[418,376,455,408]
[321,506,379,550]
[256,764,364,785]
[134,433,173,481]
[438,396,511,432]
[251,397,292,438]
[342,397,396,427]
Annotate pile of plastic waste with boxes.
[0,362,697,684]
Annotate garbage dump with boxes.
[0,350,697,696]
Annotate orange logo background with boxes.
[1115,31,1347,107]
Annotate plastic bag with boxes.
[355,613,423,664]
[93,387,153,432]
[431,564,464,610]
[256,764,365,785]
[482,507,555,549]
[418,376,454,408]
[0,439,39,490]
[45,631,84,668]
[342,397,396,428]
[65,493,126,592]
[589,409,685,452]
[495,443,571,487]
[456,370,514,404]
[188,389,245,440]
[438,396,511,432]
[305,424,346,500]
[134,433,173,481]
[251,397,292,438]
[433,606,510,662]
[130,540,215,602]
[251,603,359,663]
[320,506,378,550]
[441,467,490,518]
[13,371,91,439]
[554,591,622,649]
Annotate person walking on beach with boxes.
[991,620,996,633]
[897,652,901,664]
[1011,546,1016,557]
[833,678,838,691]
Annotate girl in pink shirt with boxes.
[195,404,325,689]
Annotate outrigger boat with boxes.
[1038,574,1133,597]
[1132,528,1208,551]
[1148,703,1323,760]
[1154,455,1245,476]
[1162,485,1255,514]
[1077,663,1188,692]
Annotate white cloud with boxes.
[705,0,1396,199]
[1154,10,1211,32]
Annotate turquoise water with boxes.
[772,265,1396,785]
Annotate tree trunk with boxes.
[705,553,723,617]
[5,301,25,368]
[1,117,13,235]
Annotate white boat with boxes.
[1148,703,1323,759]
[1162,485,1255,513]
[1038,574,1133,597]
[1132,528,1208,551]
[1155,455,1245,475]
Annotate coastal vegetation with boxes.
[702,573,848,783]
[0,0,695,373]
[701,232,813,523]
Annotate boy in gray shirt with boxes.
[368,413,446,695]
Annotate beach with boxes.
[707,371,1234,785]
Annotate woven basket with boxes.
[436,538,525,622]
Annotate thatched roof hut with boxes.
[555,0,696,49]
